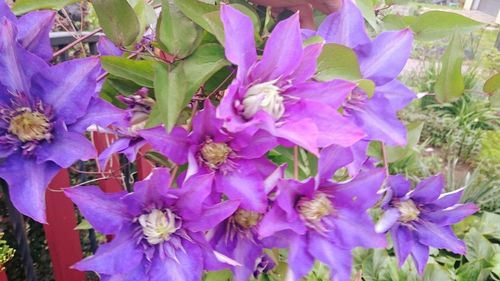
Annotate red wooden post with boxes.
[92,132,123,193]
[136,145,154,180]
[0,270,8,281]
[43,169,86,281]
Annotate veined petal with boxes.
[317,0,370,48]
[318,144,353,181]
[275,117,319,156]
[98,36,123,56]
[220,5,257,82]
[410,241,429,276]
[258,205,306,238]
[37,129,96,168]
[285,80,355,109]
[427,188,465,210]
[139,126,189,164]
[98,138,133,171]
[289,42,323,84]
[410,174,444,204]
[388,175,411,197]
[390,225,414,266]
[375,79,416,111]
[149,241,203,281]
[232,238,263,281]
[176,173,215,219]
[375,208,401,233]
[359,29,413,85]
[64,186,128,234]
[0,1,16,22]
[308,232,352,281]
[415,222,466,254]
[17,11,55,61]
[184,200,239,232]
[287,235,314,281]
[70,98,127,133]
[422,203,478,226]
[0,154,59,223]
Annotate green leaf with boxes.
[316,43,362,81]
[101,56,155,88]
[464,228,495,262]
[435,34,464,103]
[411,11,483,41]
[157,0,202,59]
[422,263,452,281]
[357,79,376,98]
[483,73,500,95]
[11,0,78,14]
[383,15,417,30]
[92,0,140,47]
[355,0,379,31]
[173,0,225,44]
[74,219,92,231]
[129,0,157,42]
[203,270,232,281]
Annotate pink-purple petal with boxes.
[414,222,466,254]
[287,235,314,280]
[308,232,352,281]
[390,224,414,266]
[410,174,444,203]
[16,11,55,61]
[422,203,478,226]
[139,126,189,164]
[37,129,96,168]
[410,241,429,276]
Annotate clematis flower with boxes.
[308,0,415,147]
[97,89,152,169]
[0,18,122,222]
[375,174,478,275]
[140,101,277,212]
[259,168,387,281]
[0,0,55,61]
[65,168,240,281]
[217,5,364,154]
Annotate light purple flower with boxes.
[65,168,240,281]
[375,174,478,275]
[216,5,364,155]
[0,18,122,222]
[0,0,55,61]
[140,101,277,212]
[259,168,387,280]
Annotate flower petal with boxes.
[16,11,55,61]
[287,234,314,281]
[414,221,466,254]
[358,29,413,85]
[289,42,323,84]
[422,203,478,226]
[98,138,132,170]
[139,126,189,164]
[64,186,128,234]
[70,98,126,133]
[388,175,411,197]
[390,224,414,266]
[33,57,100,124]
[37,129,96,168]
[426,188,464,210]
[149,241,203,281]
[410,174,444,204]
[176,173,215,219]
[308,232,352,281]
[258,205,306,238]
[98,36,123,56]
[375,79,416,111]
[0,154,59,223]
[184,200,239,232]
[375,208,401,233]
[0,2,16,22]
[220,5,257,82]
[318,144,353,181]
[410,241,429,276]
[285,80,355,109]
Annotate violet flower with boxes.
[217,5,364,155]
[140,101,277,212]
[65,168,240,281]
[375,174,478,274]
[0,18,122,222]
[259,169,387,280]
[0,0,55,61]
[311,0,415,147]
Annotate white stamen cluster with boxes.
[8,108,51,142]
[242,81,285,120]
[395,200,420,223]
[138,209,180,245]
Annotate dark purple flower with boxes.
[310,0,415,147]
[140,101,277,212]
[253,253,276,279]
[0,18,122,222]
[65,168,240,281]
[259,169,387,280]
[375,174,478,275]
[217,5,364,155]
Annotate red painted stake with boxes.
[0,270,8,281]
[136,145,154,180]
[92,132,123,193]
[43,169,86,281]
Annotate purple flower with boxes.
[375,174,478,275]
[216,5,364,155]
[0,18,122,222]
[140,101,277,212]
[259,169,387,280]
[65,168,240,281]
[98,89,152,169]
[311,0,415,147]
[0,0,55,61]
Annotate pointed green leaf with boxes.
[316,43,362,81]
[92,0,140,47]
[383,14,417,30]
[355,0,379,31]
[101,56,155,88]
[12,0,78,15]
[483,73,500,95]
[435,34,464,103]
[411,11,483,41]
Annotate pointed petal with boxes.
[285,80,355,109]
[415,222,466,254]
[220,5,257,81]
[317,0,370,48]
[176,173,215,219]
[410,174,444,204]
[98,36,123,56]
[319,144,353,181]
[359,29,413,85]
[410,241,429,276]
[70,98,126,133]
[149,241,203,281]
[422,203,478,226]
[127,168,174,213]
[275,118,319,156]
[375,208,401,233]
[33,57,100,124]
[390,224,414,266]
[17,11,55,61]
[190,101,225,142]
[258,205,306,238]
[139,126,189,164]
[0,1,16,22]
[73,227,143,275]
[230,129,277,159]
[427,188,465,210]
[184,200,239,232]
[388,175,411,197]
[98,138,132,170]
[289,42,323,84]
[232,238,262,281]
[287,235,314,281]
[308,232,352,281]
[375,80,416,111]
[0,155,59,223]
[64,186,128,234]
[37,130,96,168]
[252,13,303,81]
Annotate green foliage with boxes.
[410,11,483,41]
[316,43,362,81]
[92,0,140,47]
[101,56,155,88]
[435,34,464,103]
[11,0,78,15]
[0,233,14,270]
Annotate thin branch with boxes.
[293,146,299,180]
[52,27,103,58]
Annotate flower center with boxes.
[233,209,262,229]
[138,209,180,245]
[395,200,420,223]
[242,81,284,119]
[298,193,333,224]
[8,109,51,142]
[201,140,232,168]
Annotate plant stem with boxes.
[381,143,389,177]
[293,146,299,179]
[52,28,103,58]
